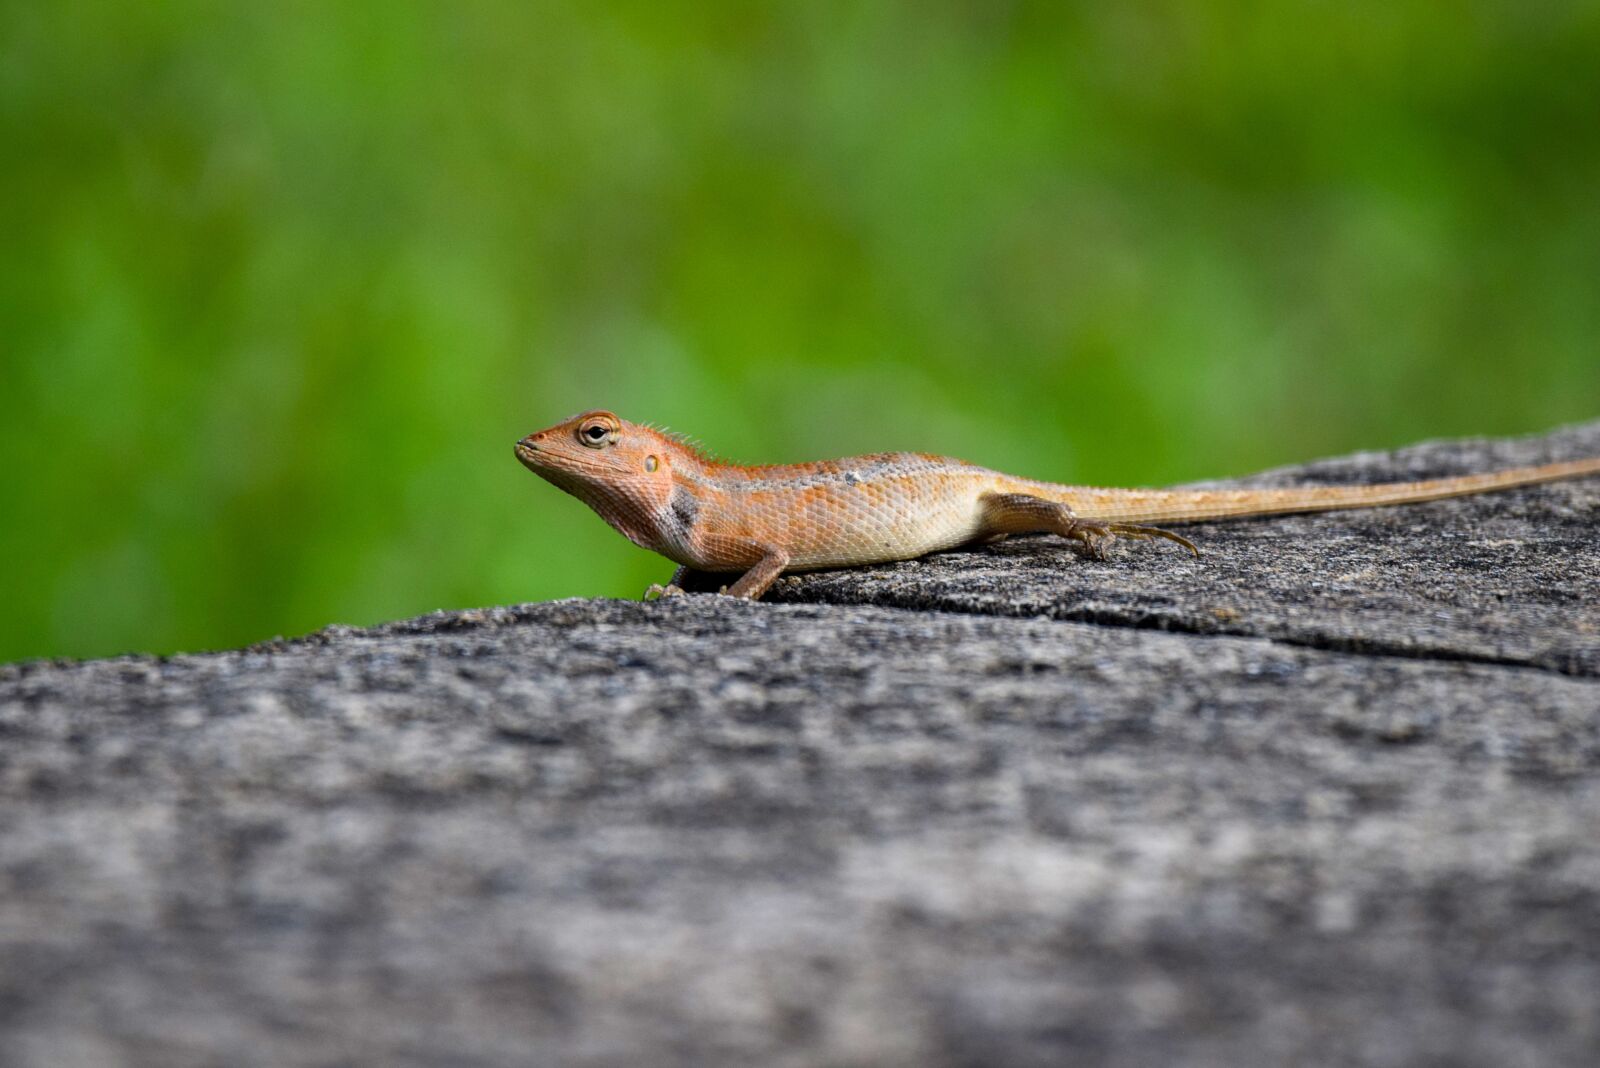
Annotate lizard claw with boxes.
[643,583,685,601]
[1111,522,1200,557]
[1067,519,1200,559]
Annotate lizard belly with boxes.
[778,479,987,570]
[672,460,997,573]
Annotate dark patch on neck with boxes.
[668,484,700,535]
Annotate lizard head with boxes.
[514,410,694,551]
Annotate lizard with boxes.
[514,409,1600,600]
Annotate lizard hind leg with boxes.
[979,493,1199,560]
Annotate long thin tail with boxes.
[1039,456,1600,525]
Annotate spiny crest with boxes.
[637,421,717,463]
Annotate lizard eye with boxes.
[580,423,613,448]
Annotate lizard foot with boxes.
[979,493,1199,563]
[1067,519,1200,560]
[643,583,685,601]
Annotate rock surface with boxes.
[1,423,1598,1067]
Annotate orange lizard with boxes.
[515,410,1600,600]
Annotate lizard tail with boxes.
[1039,455,1600,525]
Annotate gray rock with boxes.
[1,423,1598,1067]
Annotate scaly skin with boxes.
[515,410,1600,600]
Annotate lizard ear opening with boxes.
[645,455,659,472]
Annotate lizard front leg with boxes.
[683,533,792,600]
[644,565,731,599]
[722,548,791,599]
[979,493,1198,558]
[643,564,694,600]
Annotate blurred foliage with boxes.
[2,1,1598,660]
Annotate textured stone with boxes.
[0,423,1597,1067]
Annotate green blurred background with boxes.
[3,2,1598,661]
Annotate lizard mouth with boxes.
[514,440,617,479]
